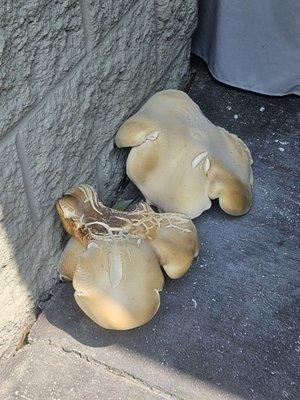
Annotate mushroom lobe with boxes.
[73,239,163,330]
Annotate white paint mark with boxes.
[192,299,197,308]
[278,147,285,152]
[234,114,239,120]
[260,107,265,112]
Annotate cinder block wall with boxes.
[0,0,197,363]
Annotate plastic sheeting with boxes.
[192,0,300,96]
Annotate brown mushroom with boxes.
[115,89,253,218]
[56,184,198,329]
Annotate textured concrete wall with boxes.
[0,0,197,363]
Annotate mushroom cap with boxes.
[73,238,164,330]
[131,203,199,279]
[148,217,199,279]
[56,185,107,246]
[59,237,85,281]
[115,90,253,218]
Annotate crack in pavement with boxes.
[26,337,183,400]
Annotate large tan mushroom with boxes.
[73,238,163,330]
[115,89,253,218]
[56,184,198,329]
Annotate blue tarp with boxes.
[192,0,300,96]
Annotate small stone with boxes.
[234,114,239,120]
[278,147,285,152]
[260,107,265,112]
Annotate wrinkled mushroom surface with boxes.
[56,185,199,279]
[115,89,253,218]
[56,184,198,329]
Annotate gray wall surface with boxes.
[0,0,197,364]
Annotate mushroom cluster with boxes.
[57,90,254,330]
[115,89,253,218]
[56,184,198,330]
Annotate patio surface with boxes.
[1,55,299,400]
